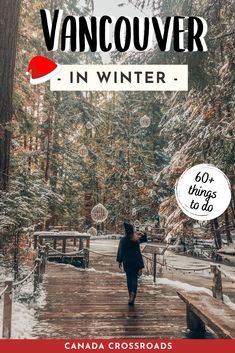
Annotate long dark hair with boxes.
[123,222,134,239]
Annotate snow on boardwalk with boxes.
[33,261,187,339]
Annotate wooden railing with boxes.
[159,258,235,305]
[34,231,90,252]
[1,232,92,338]
[210,263,235,301]
[2,237,234,338]
[34,231,91,268]
[0,281,12,339]
[0,246,48,338]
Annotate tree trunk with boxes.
[212,218,222,250]
[224,209,233,244]
[50,94,60,191]
[13,230,20,280]
[0,0,21,190]
[231,191,235,225]
[44,110,53,182]
[84,192,93,228]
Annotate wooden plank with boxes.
[79,238,83,250]
[34,231,90,238]
[34,233,37,249]
[177,291,235,338]
[62,238,66,253]
[32,262,187,339]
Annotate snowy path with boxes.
[31,244,219,339]
[32,261,201,339]
[1,239,235,338]
[33,262,184,338]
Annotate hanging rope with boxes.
[202,252,211,259]
[0,246,47,293]
[37,243,46,249]
[0,285,9,299]
[144,259,153,275]
[87,248,116,258]
[215,265,235,283]
[142,254,153,262]
[142,254,165,267]
[166,263,211,271]
[46,244,84,256]
[13,263,39,288]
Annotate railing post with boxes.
[62,238,66,254]
[153,253,157,283]
[53,238,57,250]
[45,243,49,258]
[211,264,223,301]
[86,236,90,249]
[34,233,37,249]
[38,248,41,261]
[86,237,90,265]
[2,279,13,339]
[40,250,45,282]
[34,258,41,292]
[83,248,89,268]
[39,236,43,247]
[151,229,154,242]
[79,238,83,251]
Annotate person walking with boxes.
[117,222,147,305]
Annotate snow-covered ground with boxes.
[165,249,235,276]
[0,300,36,339]
[218,244,235,255]
[91,239,235,276]
[0,266,47,339]
[153,278,235,311]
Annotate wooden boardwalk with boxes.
[33,258,188,338]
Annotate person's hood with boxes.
[123,222,134,238]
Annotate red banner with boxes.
[0,339,234,353]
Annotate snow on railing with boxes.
[0,285,8,299]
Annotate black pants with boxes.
[126,270,138,294]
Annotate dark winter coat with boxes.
[116,233,147,272]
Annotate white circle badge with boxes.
[175,164,231,221]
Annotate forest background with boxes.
[0,0,234,265]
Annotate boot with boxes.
[128,292,136,305]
